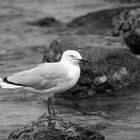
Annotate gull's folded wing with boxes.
[5,63,68,89]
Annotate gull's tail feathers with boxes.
[0,77,22,89]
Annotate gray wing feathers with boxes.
[7,63,68,89]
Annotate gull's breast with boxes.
[49,65,80,94]
[66,65,80,88]
[27,65,81,95]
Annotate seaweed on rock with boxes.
[8,113,105,140]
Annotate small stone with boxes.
[113,67,128,81]
[88,89,96,96]
[94,75,107,86]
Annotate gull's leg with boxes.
[47,97,52,117]
[49,96,56,117]
[47,96,52,126]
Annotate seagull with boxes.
[0,50,87,118]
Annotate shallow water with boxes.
[0,0,118,22]
[0,102,46,140]
[58,87,140,140]
[1,87,140,139]
[0,0,140,140]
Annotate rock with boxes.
[105,0,140,3]
[42,35,140,103]
[26,16,65,28]
[67,5,140,35]
[94,76,107,86]
[8,113,105,140]
[112,67,128,82]
[67,9,116,35]
[112,8,140,54]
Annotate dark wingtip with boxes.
[2,77,27,87]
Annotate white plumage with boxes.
[0,50,82,95]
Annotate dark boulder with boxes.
[67,5,140,35]
[26,17,65,28]
[8,113,105,140]
[112,8,140,54]
[67,9,118,35]
[105,0,140,3]
[42,35,140,104]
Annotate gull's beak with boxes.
[76,58,89,63]
[81,58,89,63]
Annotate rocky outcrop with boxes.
[26,17,65,28]
[42,35,140,104]
[67,5,140,35]
[105,0,140,3]
[8,113,105,140]
[112,8,140,54]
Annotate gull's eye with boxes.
[70,55,74,58]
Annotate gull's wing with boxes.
[5,62,68,90]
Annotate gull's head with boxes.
[60,50,82,65]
